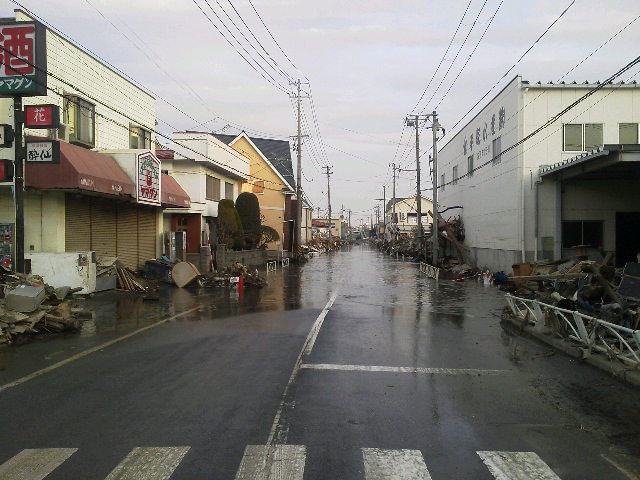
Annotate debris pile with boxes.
[197,262,267,288]
[501,258,640,330]
[0,267,89,345]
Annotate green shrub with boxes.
[218,199,245,250]
[235,192,261,248]
[257,225,280,249]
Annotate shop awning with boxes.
[161,173,190,207]
[25,138,135,198]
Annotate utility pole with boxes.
[405,114,427,254]
[14,96,24,273]
[323,165,333,243]
[391,163,397,229]
[291,79,308,256]
[382,186,386,227]
[431,111,442,265]
[348,209,351,239]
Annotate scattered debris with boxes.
[0,267,90,345]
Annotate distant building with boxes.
[386,196,433,233]
[438,75,640,271]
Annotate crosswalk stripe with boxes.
[0,448,77,480]
[104,446,190,480]
[234,445,306,480]
[362,448,432,480]
[477,451,561,479]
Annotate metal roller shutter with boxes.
[116,203,138,270]
[90,198,117,257]
[137,206,157,268]
[65,194,90,252]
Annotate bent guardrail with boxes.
[505,294,640,367]
[419,262,440,280]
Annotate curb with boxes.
[503,315,640,388]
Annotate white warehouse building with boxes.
[437,75,640,272]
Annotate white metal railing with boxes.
[419,262,440,280]
[266,261,277,273]
[505,294,640,367]
[281,257,290,267]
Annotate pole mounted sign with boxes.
[0,21,47,96]
[24,104,60,128]
[26,140,60,163]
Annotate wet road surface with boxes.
[0,245,638,479]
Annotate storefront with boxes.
[20,139,190,272]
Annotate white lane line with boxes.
[477,451,562,479]
[362,448,432,480]
[104,446,190,480]
[601,453,639,480]
[304,288,340,355]
[234,445,306,480]
[301,363,508,375]
[0,448,77,480]
[266,287,341,446]
[0,306,201,393]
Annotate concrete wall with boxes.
[215,245,268,270]
[438,76,524,267]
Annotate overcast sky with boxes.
[7,0,640,223]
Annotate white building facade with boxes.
[437,75,640,271]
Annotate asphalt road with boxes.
[0,245,638,479]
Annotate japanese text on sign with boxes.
[0,21,46,95]
[0,24,35,77]
[27,142,54,162]
[137,152,161,206]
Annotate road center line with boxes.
[0,306,202,393]
[266,286,341,447]
[304,288,340,355]
[301,363,509,375]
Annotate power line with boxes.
[448,0,576,133]
[409,0,474,114]
[431,0,504,111]
[417,0,489,114]
[437,54,640,189]
[443,12,640,170]
[213,0,293,84]
[247,0,306,78]
[191,0,290,94]
[223,0,294,83]
[13,0,285,141]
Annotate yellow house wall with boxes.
[230,137,289,249]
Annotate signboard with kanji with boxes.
[26,140,60,163]
[0,21,47,96]
[24,104,59,128]
[136,152,161,206]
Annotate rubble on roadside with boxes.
[0,266,91,345]
[499,258,640,331]
[196,262,267,288]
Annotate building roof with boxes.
[539,144,640,178]
[213,133,295,189]
[386,195,432,212]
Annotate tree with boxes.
[217,199,245,250]
[257,225,280,249]
[235,192,261,248]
